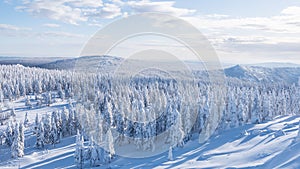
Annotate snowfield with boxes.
[1,96,300,168]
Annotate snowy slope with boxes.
[1,97,300,169]
[224,65,300,84]
[104,115,300,169]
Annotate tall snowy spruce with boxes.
[34,113,39,134]
[11,122,24,158]
[5,122,14,146]
[19,122,25,155]
[104,128,115,163]
[35,121,45,149]
[24,112,29,127]
[168,146,173,161]
[88,138,99,167]
[75,130,85,168]
[49,117,58,146]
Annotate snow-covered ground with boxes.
[109,115,300,169]
[1,96,300,169]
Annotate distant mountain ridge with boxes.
[225,64,300,84]
[0,56,67,67]
[1,56,300,84]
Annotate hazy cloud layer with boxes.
[16,0,195,25]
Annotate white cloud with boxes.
[127,0,196,16]
[281,6,300,16]
[43,23,60,28]
[16,0,105,25]
[88,23,103,27]
[38,31,85,38]
[84,3,122,19]
[0,24,31,31]
[100,3,122,18]
[16,0,196,25]
[67,0,103,8]
[178,6,300,64]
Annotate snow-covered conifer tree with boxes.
[57,83,65,100]
[34,113,39,134]
[35,122,45,149]
[61,107,69,136]
[49,117,58,145]
[87,138,98,166]
[5,122,13,146]
[168,146,173,161]
[75,130,85,168]
[104,128,115,163]
[19,122,25,155]
[42,114,51,143]
[24,112,29,127]
[170,108,184,148]
[11,122,24,158]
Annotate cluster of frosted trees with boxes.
[3,121,25,158]
[0,65,72,102]
[74,76,300,163]
[1,64,300,163]
[74,129,115,167]
[34,106,80,148]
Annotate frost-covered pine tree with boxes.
[34,113,39,134]
[169,108,184,148]
[33,79,42,95]
[168,146,173,161]
[103,98,114,127]
[24,112,29,127]
[49,117,58,146]
[11,122,24,158]
[35,121,45,149]
[89,139,98,166]
[57,83,65,100]
[182,104,192,142]
[19,122,25,155]
[61,107,69,136]
[251,96,260,124]
[104,128,115,163]
[45,91,52,106]
[5,122,13,146]
[74,130,84,168]
[42,114,51,143]
[68,109,77,135]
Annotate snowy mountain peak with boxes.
[224,64,248,79]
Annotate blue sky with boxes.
[1,0,300,64]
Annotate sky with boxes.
[0,0,300,64]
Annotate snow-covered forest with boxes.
[1,63,300,168]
